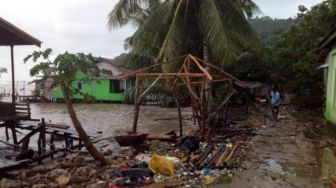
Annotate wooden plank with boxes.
[0,159,30,171]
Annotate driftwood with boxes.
[147,135,176,142]
[0,140,22,149]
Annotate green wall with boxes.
[53,73,126,102]
[326,49,336,124]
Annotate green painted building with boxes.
[318,28,336,124]
[52,57,133,102]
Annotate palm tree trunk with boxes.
[61,84,110,165]
[202,39,211,100]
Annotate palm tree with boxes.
[108,0,263,68]
[24,49,110,165]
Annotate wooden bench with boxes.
[15,102,31,120]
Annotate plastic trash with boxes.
[179,136,199,153]
[149,154,175,176]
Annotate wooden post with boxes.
[5,124,9,141]
[41,118,46,151]
[27,103,31,119]
[10,45,15,104]
[50,132,55,159]
[132,76,141,133]
[64,133,69,148]
[10,120,17,145]
[174,89,183,137]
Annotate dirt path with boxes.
[212,106,325,188]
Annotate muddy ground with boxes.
[211,105,335,188]
[1,104,336,188]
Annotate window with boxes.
[77,82,82,91]
[109,80,120,93]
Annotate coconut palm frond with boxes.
[200,0,242,66]
[200,0,263,66]
[127,0,174,56]
[233,0,262,18]
[157,0,200,63]
[108,0,144,29]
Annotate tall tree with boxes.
[108,0,263,69]
[24,49,110,165]
[271,0,336,96]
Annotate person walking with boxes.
[270,85,281,120]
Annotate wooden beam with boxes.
[132,76,141,132]
[188,55,213,80]
[170,58,188,91]
[176,78,232,86]
[136,73,206,77]
[174,89,183,137]
[137,75,162,104]
[119,55,188,79]
[207,89,236,121]
[10,45,15,104]
[182,63,202,129]
[192,55,239,81]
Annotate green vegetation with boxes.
[0,67,7,77]
[24,49,110,165]
[249,16,296,47]
[269,0,336,98]
[109,0,264,70]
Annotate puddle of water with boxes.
[321,147,336,178]
[259,159,285,174]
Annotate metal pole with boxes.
[10,45,15,104]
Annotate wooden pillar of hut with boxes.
[132,76,141,132]
[174,89,183,137]
[10,45,15,104]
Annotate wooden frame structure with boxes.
[0,17,42,104]
[122,54,240,135]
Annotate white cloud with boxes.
[254,0,323,19]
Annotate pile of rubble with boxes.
[0,125,254,188]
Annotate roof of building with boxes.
[98,57,132,79]
[0,17,41,47]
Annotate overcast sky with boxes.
[0,0,322,81]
